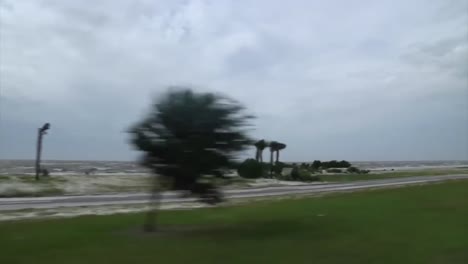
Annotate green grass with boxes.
[319,169,468,182]
[1,180,468,264]
[0,175,11,181]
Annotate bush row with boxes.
[236,159,369,181]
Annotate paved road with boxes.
[1,174,467,211]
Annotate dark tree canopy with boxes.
[321,160,351,169]
[311,160,322,170]
[130,88,254,201]
[310,160,351,170]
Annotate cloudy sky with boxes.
[0,0,467,161]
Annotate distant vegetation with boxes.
[309,160,351,169]
[236,157,370,182]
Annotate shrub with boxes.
[290,166,300,180]
[277,172,293,181]
[311,160,322,170]
[262,162,286,177]
[273,162,286,175]
[322,160,352,169]
[338,160,351,168]
[288,167,321,182]
[301,174,321,182]
[237,159,265,179]
[326,168,343,173]
[347,166,360,174]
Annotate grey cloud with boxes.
[402,36,468,79]
[1,0,467,161]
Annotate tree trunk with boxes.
[276,150,279,163]
[270,150,274,177]
[259,150,263,162]
[144,177,162,232]
[35,128,42,181]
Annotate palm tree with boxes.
[129,88,253,231]
[268,141,280,176]
[35,123,51,181]
[254,139,267,162]
[275,142,286,163]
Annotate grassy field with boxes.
[1,180,468,264]
[319,169,468,182]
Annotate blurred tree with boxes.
[129,88,254,231]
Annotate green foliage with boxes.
[0,175,10,181]
[327,168,343,173]
[272,162,286,175]
[301,174,321,182]
[311,160,322,170]
[285,166,321,182]
[290,166,300,180]
[339,160,351,168]
[311,160,352,169]
[321,160,351,169]
[129,88,254,203]
[237,159,265,179]
[347,166,360,174]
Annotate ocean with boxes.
[1,160,467,175]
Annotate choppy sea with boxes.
[1,160,467,175]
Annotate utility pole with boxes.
[35,123,50,180]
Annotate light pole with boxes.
[35,123,50,180]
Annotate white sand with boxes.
[0,174,152,196]
[0,174,320,197]
[0,203,209,221]
[247,178,311,187]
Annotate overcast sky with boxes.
[0,0,467,161]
